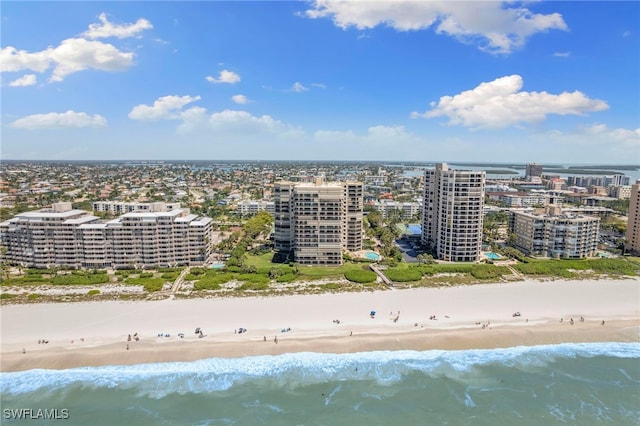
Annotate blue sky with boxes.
[1,1,639,163]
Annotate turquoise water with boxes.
[2,343,639,425]
[364,252,380,261]
[210,263,224,269]
[485,252,502,260]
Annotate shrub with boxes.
[189,267,207,275]
[195,273,235,287]
[0,293,16,299]
[238,274,270,284]
[139,272,154,278]
[27,293,41,300]
[344,270,377,283]
[143,279,165,292]
[323,283,341,290]
[276,274,297,283]
[52,274,109,285]
[194,281,221,290]
[238,281,269,291]
[87,289,100,296]
[470,265,507,280]
[158,267,182,273]
[125,277,165,292]
[384,268,423,282]
[161,272,179,280]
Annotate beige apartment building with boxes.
[422,163,485,262]
[92,201,181,215]
[1,202,212,269]
[625,184,640,254]
[509,207,600,258]
[273,181,363,265]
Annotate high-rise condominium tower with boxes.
[273,181,363,265]
[625,184,640,255]
[421,163,485,262]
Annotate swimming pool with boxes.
[485,252,502,260]
[365,252,380,261]
[210,263,225,269]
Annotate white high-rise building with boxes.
[273,181,363,265]
[421,163,485,262]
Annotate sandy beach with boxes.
[2,278,639,372]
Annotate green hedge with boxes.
[469,265,509,280]
[51,274,109,285]
[189,268,207,275]
[124,277,166,292]
[344,270,377,283]
[238,274,270,284]
[384,268,423,282]
[194,273,235,286]
[161,272,179,280]
[194,281,221,290]
[238,281,269,291]
[87,289,100,296]
[276,274,297,283]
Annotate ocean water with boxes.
[1,343,639,425]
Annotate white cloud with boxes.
[315,125,420,147]
[553,52,571,57]
[205,70,241,84]
[208,110,302,138]
[412,75,609,128]
[0,46,53,73]
[83,12,153,39]
[231,94,250,104]
[11,110,107,129]
[1,38,135,82]
[304,1,567,54]
[129,95,201,120]
[584,123,640,145]
[9,74,37,87]
[49,38,135,82]
[292,82,308,92]
[311,83,327,89]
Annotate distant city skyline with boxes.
[1,1,639,163]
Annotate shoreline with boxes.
[2,278,639,372]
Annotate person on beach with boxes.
[263,336,267,342]
[274,336,278,344]
[126,344,129,350]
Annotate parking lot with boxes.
[395,237,420,263]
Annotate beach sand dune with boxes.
[2,279,639,372]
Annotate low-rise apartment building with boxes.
[92,201,181,215]
[370,200,422,220]
[236,200,275,216]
